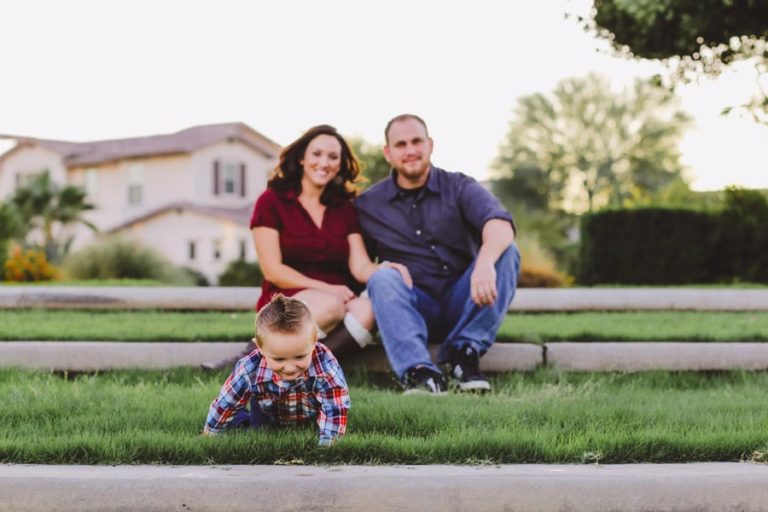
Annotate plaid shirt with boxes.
[203,342,350,446]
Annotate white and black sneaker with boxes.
[403,366,448,395]
[450,345,491,393]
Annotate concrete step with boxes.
[2,286,767,310]
[546,342,768,372]
[1,463,766,512]
[4,341,768,373]
[0,341,543,372]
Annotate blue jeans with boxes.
[230,400,273,429]
[367,244,520,380]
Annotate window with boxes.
[85,169,98,195]
[213,161,246,196]
[127,164,144,206]
[213,239,222,260]
[188,241,197,261]
[15,169,49,189]
[223,163,237,194]
[128,184,142,205]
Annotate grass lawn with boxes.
[1,310,767,342]
[1,368,766,465]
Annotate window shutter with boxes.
[213,161,220,195]
[240,163,246,197]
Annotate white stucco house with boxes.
[0,123,281,284]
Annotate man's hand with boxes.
[378,261,413,288]
[470,257,497,306]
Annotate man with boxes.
[356,114,519,394]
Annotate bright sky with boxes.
[0,0,766,191]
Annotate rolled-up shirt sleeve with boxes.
[314,359,351,445]
[457,177,516,234]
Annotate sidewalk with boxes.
[2,286,768,310]
[1,463,766,512]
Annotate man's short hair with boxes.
[384,114,429,143]
[255,294,315,346]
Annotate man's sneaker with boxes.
[450,345,491,393]
[403,366,448,395]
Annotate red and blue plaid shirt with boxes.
[203,342,350,445]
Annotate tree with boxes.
[0,201,22,276]
[11,172,97,263]
[348,137,391,190]
[493,73,693,212]
[490,166,551,212]
[586,0,768,124]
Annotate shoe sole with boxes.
[403,388,449,396]
[456,381,491,393]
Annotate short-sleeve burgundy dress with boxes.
[250,188,362,310]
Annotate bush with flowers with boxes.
[3,244,57,282]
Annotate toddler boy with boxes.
[203,294,350,446]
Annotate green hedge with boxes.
[714,188,768,283]
[218,259,264,286]
[578,188,768,284]
[579,209,718,284]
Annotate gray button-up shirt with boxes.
[355,166,515,298]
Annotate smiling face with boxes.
[300,134,342,191]
[257,325,316,382]
[384,117,434,189]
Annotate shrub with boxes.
[3,244,57,282]
[0,202,21,277]
[714,187,768,283]
[578,208,718,285]
[218,259,264,287]
[62,237,193,285]
[516,233,571,287]
[180,266,210,287]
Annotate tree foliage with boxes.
[494,73,692,212]
[10,172,97,263]
[587,0,768,124]
[0,201,22,277]
[348,137,391,190]
[592,0,768,62]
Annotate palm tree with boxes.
[11,172,97,263]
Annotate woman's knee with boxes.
[295,291,346,326]
[346,297,375,331]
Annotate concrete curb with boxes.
[546,342,768,372]
[0,342,543,372]
[0,342,245,371]
[348,342,543,373]
[5,341,768,373]
[2,286,768,310]
[1,463,767,512]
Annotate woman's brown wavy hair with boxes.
[267,124,361,204]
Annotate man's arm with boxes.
[470,219,515,307]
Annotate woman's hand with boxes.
[379,261,413,288]
[322,284,356,303]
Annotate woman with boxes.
[203,125,409,370]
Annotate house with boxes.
[0,123,281,284]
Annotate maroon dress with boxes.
[250,188,362,310]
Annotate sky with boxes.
[0,0,766,191]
